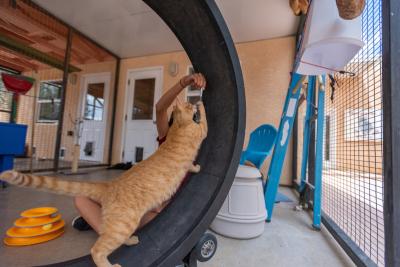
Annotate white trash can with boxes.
[210,165,267,239]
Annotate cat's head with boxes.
[172,101,197,127]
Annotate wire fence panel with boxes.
[0,0,117,172]
[322,0,384,265]
[0,68,16,123]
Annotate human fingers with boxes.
[194,73,205,89]
[195,73,203,88]
[199,73,206,88]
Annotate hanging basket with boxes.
[336,0,366,20]
[1,73,35,95]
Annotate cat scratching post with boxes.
[71,118,82,173]
[29,72,39,173]
[71,144,80,173]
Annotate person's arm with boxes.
[156,73,206,138]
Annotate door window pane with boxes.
[84,83,105,121]
[132,78,155,120]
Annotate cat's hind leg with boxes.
[91,215,141,267]
[189,164,201,173]
[91,233,124,267]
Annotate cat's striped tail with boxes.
[0,170,107,203]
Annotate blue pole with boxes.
[298,76,316,192]
[265,72,305,221]
[312,75,325,229]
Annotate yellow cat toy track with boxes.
[3,207,65,246]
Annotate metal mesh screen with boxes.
[0,0,117,171]
[322,0,383,265]
[0,68,17,123]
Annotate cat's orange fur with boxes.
[0,101,207,267]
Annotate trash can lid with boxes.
[235,165,262,179]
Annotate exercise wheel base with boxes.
[181,233,218,267]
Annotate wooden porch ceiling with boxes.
[0,0,115,72]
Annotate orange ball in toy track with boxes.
[14,214,61,228]
[41,224,52,231]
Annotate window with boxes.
[344,109,382,141]
[324,115,330,161]
[0,67,18,122]
[131,79,155,120]
[37,81,62,122]
[185,66,202,104]
[84,83,105,121]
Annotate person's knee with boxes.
[74,196,88,209]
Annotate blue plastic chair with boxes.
[240,124,277,169]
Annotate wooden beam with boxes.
[0,46,45,68]
[24,0,119,59]
[0,52,39,71]
[0,58,25,72]
[71,33,106,61]
[16,1,68,37]
[0,25,34,46]
[0,34,80,72]
[17,1,111,61]
[0,3,105,63]
[0,14,88,64]
[0,25,64,62]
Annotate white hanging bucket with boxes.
[295,0,364,75]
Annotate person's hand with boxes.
[180,73,206,89]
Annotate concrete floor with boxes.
[14,158,100,172]
[0,168,354,267]
[200,193,355,267]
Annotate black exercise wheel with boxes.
[43,0,245,266]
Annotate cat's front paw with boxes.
[189,164,201,173]
[124,235,139,246]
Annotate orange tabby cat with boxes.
[0,101,208,267]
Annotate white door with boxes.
[123,67,162,163]
[79,73,110,162]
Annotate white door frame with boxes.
[120,66,163,162]
[78,72,111,162]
